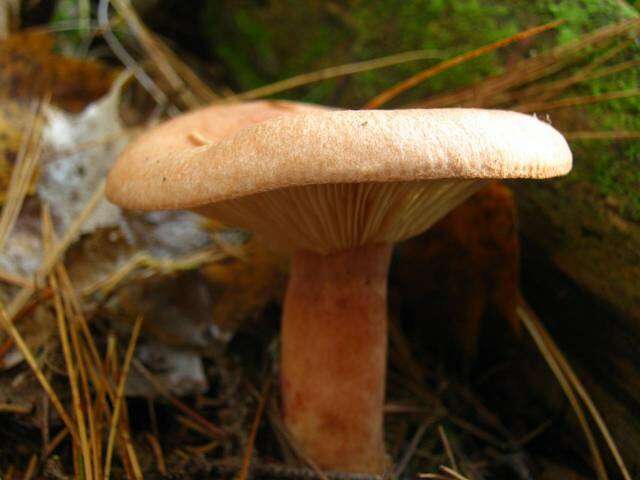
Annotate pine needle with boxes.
[0,98,46,252]
[237,379,271,480]
[365,20,563,108]
[22,454,38,480]
[224,49,448,102]
[515,88,640,112]
[438,426,458,472]
[393,416,436,477]
[144,433,166,476]
[103,316,143,480]
[43,206,93,480]
[0,304,78,442]
[518,301,631,480]
[132,358,229,439]
[518,303,609,480]
[6,180,106,320]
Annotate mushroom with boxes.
[107,106,572,474]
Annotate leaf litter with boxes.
[0,7,636,479]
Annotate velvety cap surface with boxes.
[107,108,571,211]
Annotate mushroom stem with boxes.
[281,243,392,474]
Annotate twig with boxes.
[81,248,226,297]
[419,18,640,109]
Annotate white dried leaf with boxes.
[38,73,130,233]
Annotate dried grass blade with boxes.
[365,20,563,108]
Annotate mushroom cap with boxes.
[107,108,571,211]
[107,107,571,253]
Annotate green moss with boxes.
[536,0,637,43]
[202,0,519,106]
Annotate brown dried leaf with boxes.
[0,29,118,112]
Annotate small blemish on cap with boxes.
[360,121,368,127]
[162,176,167,182]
